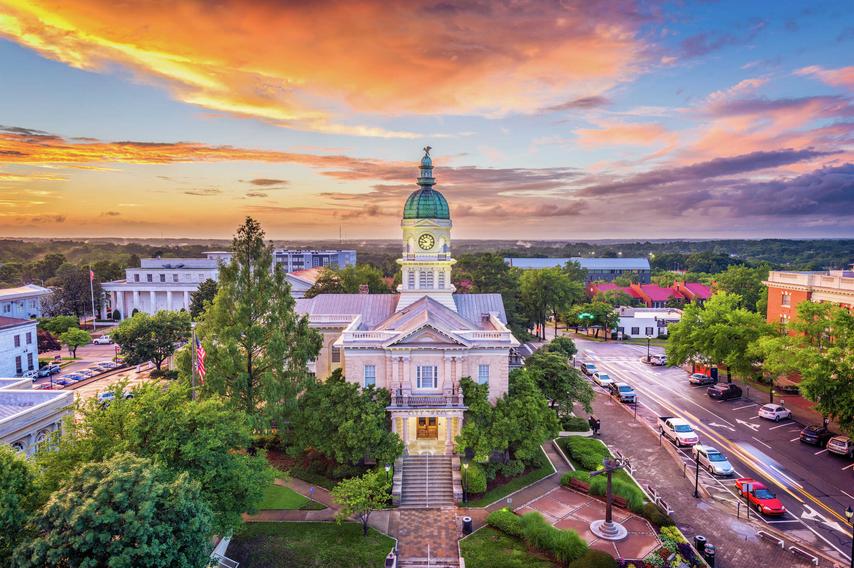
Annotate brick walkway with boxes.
[397,508,460,565]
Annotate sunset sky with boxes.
[0,0,852,240]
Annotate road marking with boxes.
[733,403,757,411]
[707,422,736,432]
[736,418,761,432]
[768,422,791,430]
[789,437,800,442]
[749,415,761,420]
[765,519,802,523]
[842,464,854,472]
[841,489,854,499]
[751,437,772,449]
[814,449,827,456]
[800,505,848,534]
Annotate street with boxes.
[572,335,853,565]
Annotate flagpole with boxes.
[89,270,97,332]
[190,322,197,401]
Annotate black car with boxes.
[799,425,834,446]
[707,383,742,401]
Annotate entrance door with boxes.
[416,417,438,439]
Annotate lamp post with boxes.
[769,387,775,405]
[589,457,630,540]
[646,335,653,363]
[462,463,469,504]
[693,449,701,499]
[845,506,853,568]
[385,464,391,483]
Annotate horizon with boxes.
[1,1,852,239]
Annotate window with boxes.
[160,274,166,282]
[26,353,33,370]
[416,366,438,389]
[438,271,446,289]
[2,304,9,313]
[645,327,654,336]
[134,273,140,282]
[146,274,153,282]
[172,274,179,282]
[631,327,640,335]
[781,292,791,307]
[418,271,429,288]
[408,270,416,288]
[331,346,341,363]
[14,335,20,348]
[478,364,489,385]
[364,365,376,387]
[26,331,32,344]
[15,356,22,374]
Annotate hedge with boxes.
[486,508,524,539]
[568,549,618,568]
[561,416,591,432]
[641,502,675,527]
[558,437,610,471]
[464,462,487,495]
[487,510,587,566]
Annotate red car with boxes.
[735,478,786,516]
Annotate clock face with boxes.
[418,233,435,250]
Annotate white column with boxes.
[445,416,452,449]
[166,291,173,311]
[149,290,156,312]
[183,290,190,310]
[402,417,409,446]
[132,290,140,313]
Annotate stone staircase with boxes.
[400,455,455,508]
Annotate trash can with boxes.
[693,534,706,552]
[462,516,473,535]
[703,543,716,567]
[385,551,395,567]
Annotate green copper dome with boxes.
[403,146,450,219]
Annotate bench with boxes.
[569,478,590,493]
[788,546,819,566]
[612,495,628,509]
[756,531,784,548]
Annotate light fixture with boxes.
[846,506,853,521]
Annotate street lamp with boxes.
[845,506,853,568]
[769,387,776,405]
[646,334,653,363]
[693,449,701,499]
[462,463,469,504]
[384,464,391,483]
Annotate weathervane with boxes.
[423,145,432,156]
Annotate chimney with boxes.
[358,284,369,294]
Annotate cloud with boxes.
[795,65,854,90]
[19,214,66,223]
[0,1,649,134]
[99,210,121,217]
[707,95,854,118]
[679,19,766,58]
[574,121,675,147]
[183,188,222,196]
[540,96,610,112]
[245,191,268,198]
[243,178,289,187]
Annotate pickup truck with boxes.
[659,416,699,447]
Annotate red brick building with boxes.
[764,269,854,327]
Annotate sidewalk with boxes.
[586,394,820,568]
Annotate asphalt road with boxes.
[573,336,853,565]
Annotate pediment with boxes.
[385,323,468,347]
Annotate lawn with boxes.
[228,522,394,568]
[258,484,325,510]
[460,526,556,568]
[466,459,554,508]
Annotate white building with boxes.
[0,385,73,457]
[0,316,38,377]
[0,284,51,319]
[615,306,682,339]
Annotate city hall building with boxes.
[296,149,518,455]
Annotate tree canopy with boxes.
[0,446,37,561]
[713,264,770,312]
[194,217,322,429]
[58,328,90,358]
[453,253,528,340]
[290,369,403,467]
[14,453,213,568]
[524,350,593,415]
[520,267,584,339]
[111,310,191,370]
[37,315,79,336]
[304,264,390,297]
[564,302,619,339]
[189,278,218,319]
[542,335,578,359]
[331,469,390,536]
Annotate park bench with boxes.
[568,478,590,493]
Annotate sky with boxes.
[0,0,852,241]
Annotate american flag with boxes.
[195,337,207,381]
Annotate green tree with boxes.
[291,370,403,466]
[525,351,593,415]
[111,310,191,371]
[714,264,770,312]
[454,253,528,340]
[14,453,212,568]
[36,329,61,353]
[561,260,588,284]
[667,292,771,382]
[37,315,79,336]
[594,290,637,307]
[331,469,391,536]
[0,446,38,562]
[520,268,584,339]
[47,264,102,319]
[91,259,124,282]
[612,275,633,286]
[565,302,618,339]
[543,336,577,359]
[35,382,272,533]
[305,264,389,297]
[31,253,66,283]
[189,278,218,319]
[195,217,322,428]
[754,302,854,434]
[58,328,90,358]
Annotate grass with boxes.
[623,337,668,348]
[258,484,325,510]
[460,526,556,568]
[289,467,338,490]
[466,460,554,508]
[228,522,394,568]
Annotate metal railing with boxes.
[389,390,464,408]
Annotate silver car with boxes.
[592,372,613,387]
[692,444,734,476]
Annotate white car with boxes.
[592,372,613,387]
[92,335,113,345]
[22,369,38,379]
[692,445,734,476]
[758,403,792,422]
[659,416,700,447]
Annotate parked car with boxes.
[36,364,61,378]
[707,383,742,401]
[581,362,597,376]
[592,372,613,387]
[659,416,699,447]
[650,355,667,366]
[827,436,854,458]
[758,403,792,422]
[97,391,133,403]
[692,445,734,476]
[96,361,119,369]
[688,373,716,385]
[609,382,637,404]
[735,478,786,516]
[92,335,113,345]
[799,425,835,447]
[22,369,38,379]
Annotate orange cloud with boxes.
[796,65,854,91]
[0,1,647,135]
[574,121,676,148]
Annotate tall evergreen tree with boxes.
[188,278,218,319]
[197,217,322,428]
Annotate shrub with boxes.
[660,525,686,544]
[560,470,591,487]
[551,529,587,565]
[150,369,179,380]
[495,459,525,478]
[561,416,591,432]
[519,511,587,565]
[486,508,524,538]
[560,437,609,470]
[640,502,675,527]
[569,549,618,568]
[464,462,487,495]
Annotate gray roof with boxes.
[504,257,650,271]
[453,294,508,325]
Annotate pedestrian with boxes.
[595,418,601,436]
[588,415,599,436]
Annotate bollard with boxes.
[703,543,716,567]
[693,534,707,552]
[462,516,473,535]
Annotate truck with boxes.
[658,416,699,447]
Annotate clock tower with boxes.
[396,147,457,311]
